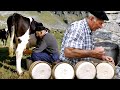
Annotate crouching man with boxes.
[26,26,60,69]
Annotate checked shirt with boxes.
[59,18,95,66]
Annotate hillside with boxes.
[0,11,86,30]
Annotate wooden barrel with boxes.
[96,61,115,79]
[52,62,75,79]
[29,61,52,79]
[74,61,96,79]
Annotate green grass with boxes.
[38,11,66,25]
[0,46,30,79]
[51,29,64,51]
[0,28,64,79]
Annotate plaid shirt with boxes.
[59,18,95,66]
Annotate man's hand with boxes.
[23,49,32,55]
[93,46,106,59]
[102,55,115,65]
[94,47,105,55]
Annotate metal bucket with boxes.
[95,42,119,65]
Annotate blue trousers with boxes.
[28,52,59,63]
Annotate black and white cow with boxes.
[0,28,9,46]
[7,13,43,75]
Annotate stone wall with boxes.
[52,11,88,24]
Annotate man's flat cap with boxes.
[89,11,109,20]
[35,26,46,31]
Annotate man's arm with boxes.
[33,40,47,53]
[64,47,115,64]
[64,47,105,60]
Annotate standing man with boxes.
[59,11,115,66]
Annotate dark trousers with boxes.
[28,52,59,63]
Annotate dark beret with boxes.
[36,22,43,27]
[89,11,109,20]
[35,26,46,31]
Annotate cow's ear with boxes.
[30,21,36,30]
[32,18,35,22]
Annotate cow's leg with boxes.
[3,40,5,46]
[5,40,7,46]
[9,26,15,57]
[16,29,30,75]
[16,42,27,75]
[1,39,4,46]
